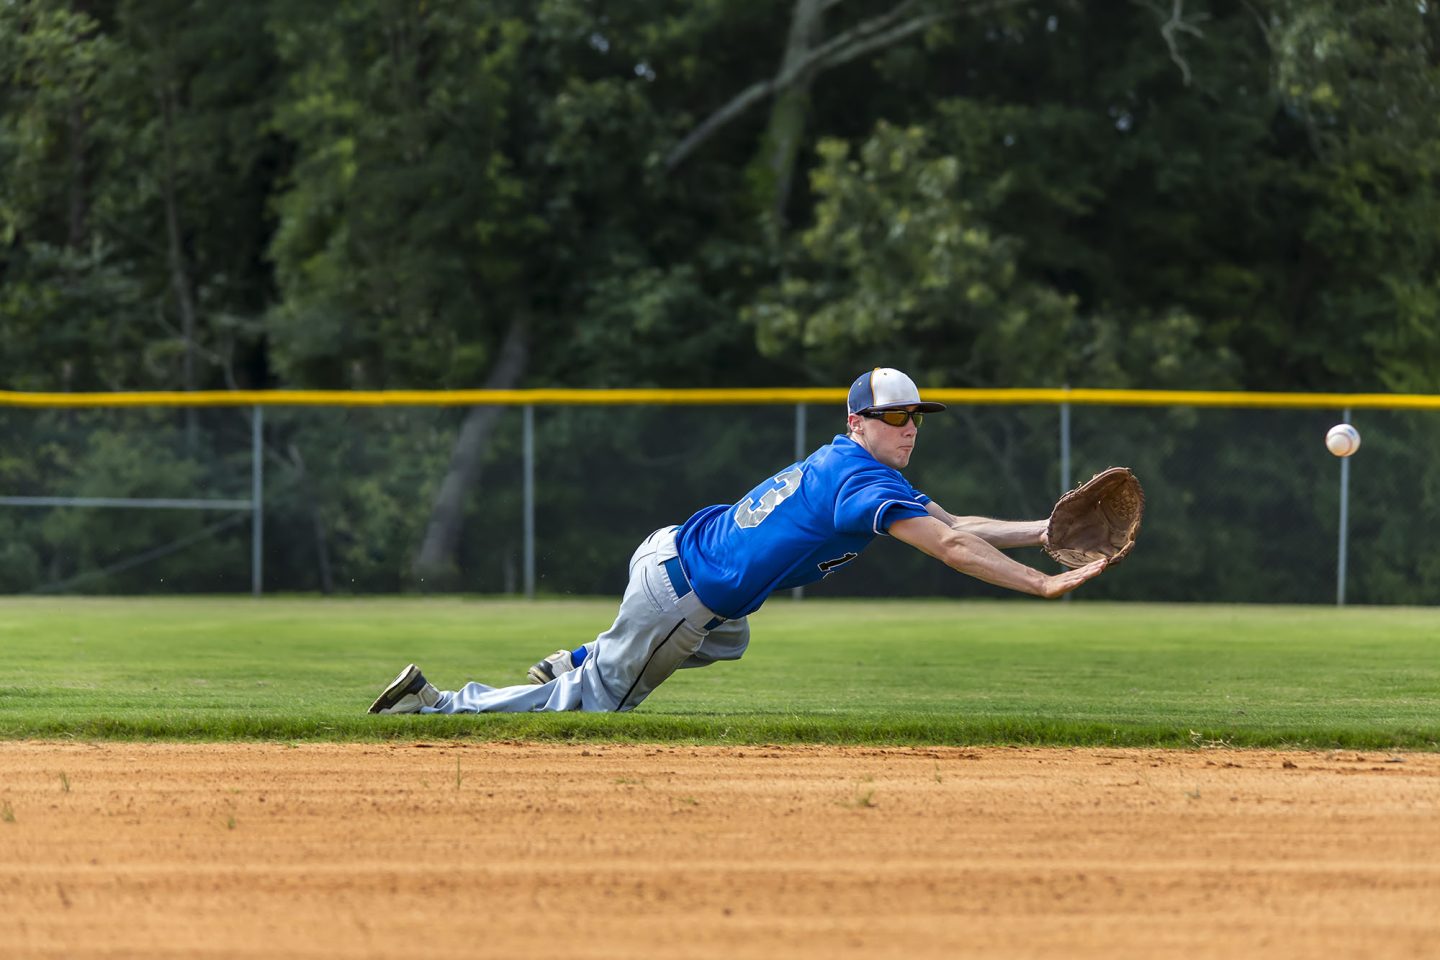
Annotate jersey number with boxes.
[734,467,803,529]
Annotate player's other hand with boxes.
[1038,557,1107,599]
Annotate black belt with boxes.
[661,556,726,631]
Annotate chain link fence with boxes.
[0,394,1432,604]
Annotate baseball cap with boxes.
[846,368,946,415]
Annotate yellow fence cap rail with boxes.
[0,386,1437,409]
[0,388,843,407]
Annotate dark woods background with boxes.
[2,1,1438,602]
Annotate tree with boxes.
[0,0,279,392]
[0,1,138,390]
[745,122,1081,385]
[1256,0,1440,391]
[742,1,1440,395]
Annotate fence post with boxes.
[1058,389,1072,602]
[523,404,536,599]
[792,402,806,601]
[1059,385,1072,496]
[251,405,263,597]
[1337,406,1351,606]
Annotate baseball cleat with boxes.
[527,649,575,685]
[368,663,440,714]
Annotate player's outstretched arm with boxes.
[891,515,1105,599]
[924,502,1047,550]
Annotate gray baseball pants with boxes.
[421,526,750,713]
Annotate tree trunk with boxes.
[158,85,198,390]
[66,99,90,248]
[760,0,826,240]
[411,314,530,589]
[67,0,97,248]
[157,83,200,444]
[287,442,334,595]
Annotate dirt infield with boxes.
[0,742,1436,959]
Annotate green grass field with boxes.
[0,596,1436,748]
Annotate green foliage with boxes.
[257,409,458,591]
[748,122,1080,386]
[266,0,536,387]
[1343,410,1440,604]
[258,0,789,393]
[1265,0,1440,390]
[0,243,150,389]
[756,1,1440,393]
[1,0,279,390]
[5,1,1437,394]
[0,515,41,589]
[0,1,111,244]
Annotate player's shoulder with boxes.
[810,436,907,484]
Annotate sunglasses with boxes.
[863,409,924,427]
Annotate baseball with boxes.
[1325,423,1361,457]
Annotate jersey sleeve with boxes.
[833,467,930,536]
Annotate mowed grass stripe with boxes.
[0,597,1436,748]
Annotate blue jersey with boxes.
[674,435,932,619]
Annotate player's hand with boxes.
[1038,557,1107,599]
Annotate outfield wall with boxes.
[0,388,1434,604]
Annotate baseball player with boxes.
[368,367,1109,715]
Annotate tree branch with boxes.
[664,0,943,173]
[665,0,1038,173]
[664,80,778,173]
[809,9,954,75]
[1136,0,1209,87]
[798,0,927,74]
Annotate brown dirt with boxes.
[0,741,1437,960]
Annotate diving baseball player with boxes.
[368,367,1109,715]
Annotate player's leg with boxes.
[679,617,750,669]
[579,527,713,711]
[374,527,703,713]
[368,659,583,714]
[435,531,703,712]
[405,536,673,713]
[524,525,666,686]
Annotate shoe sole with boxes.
[368,664,423,714]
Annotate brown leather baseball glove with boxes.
[1044,467,1144,568]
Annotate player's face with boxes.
[850,406,920,469]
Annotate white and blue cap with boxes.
[846,367,946,416]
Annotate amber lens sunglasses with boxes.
[864,409,924,427]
